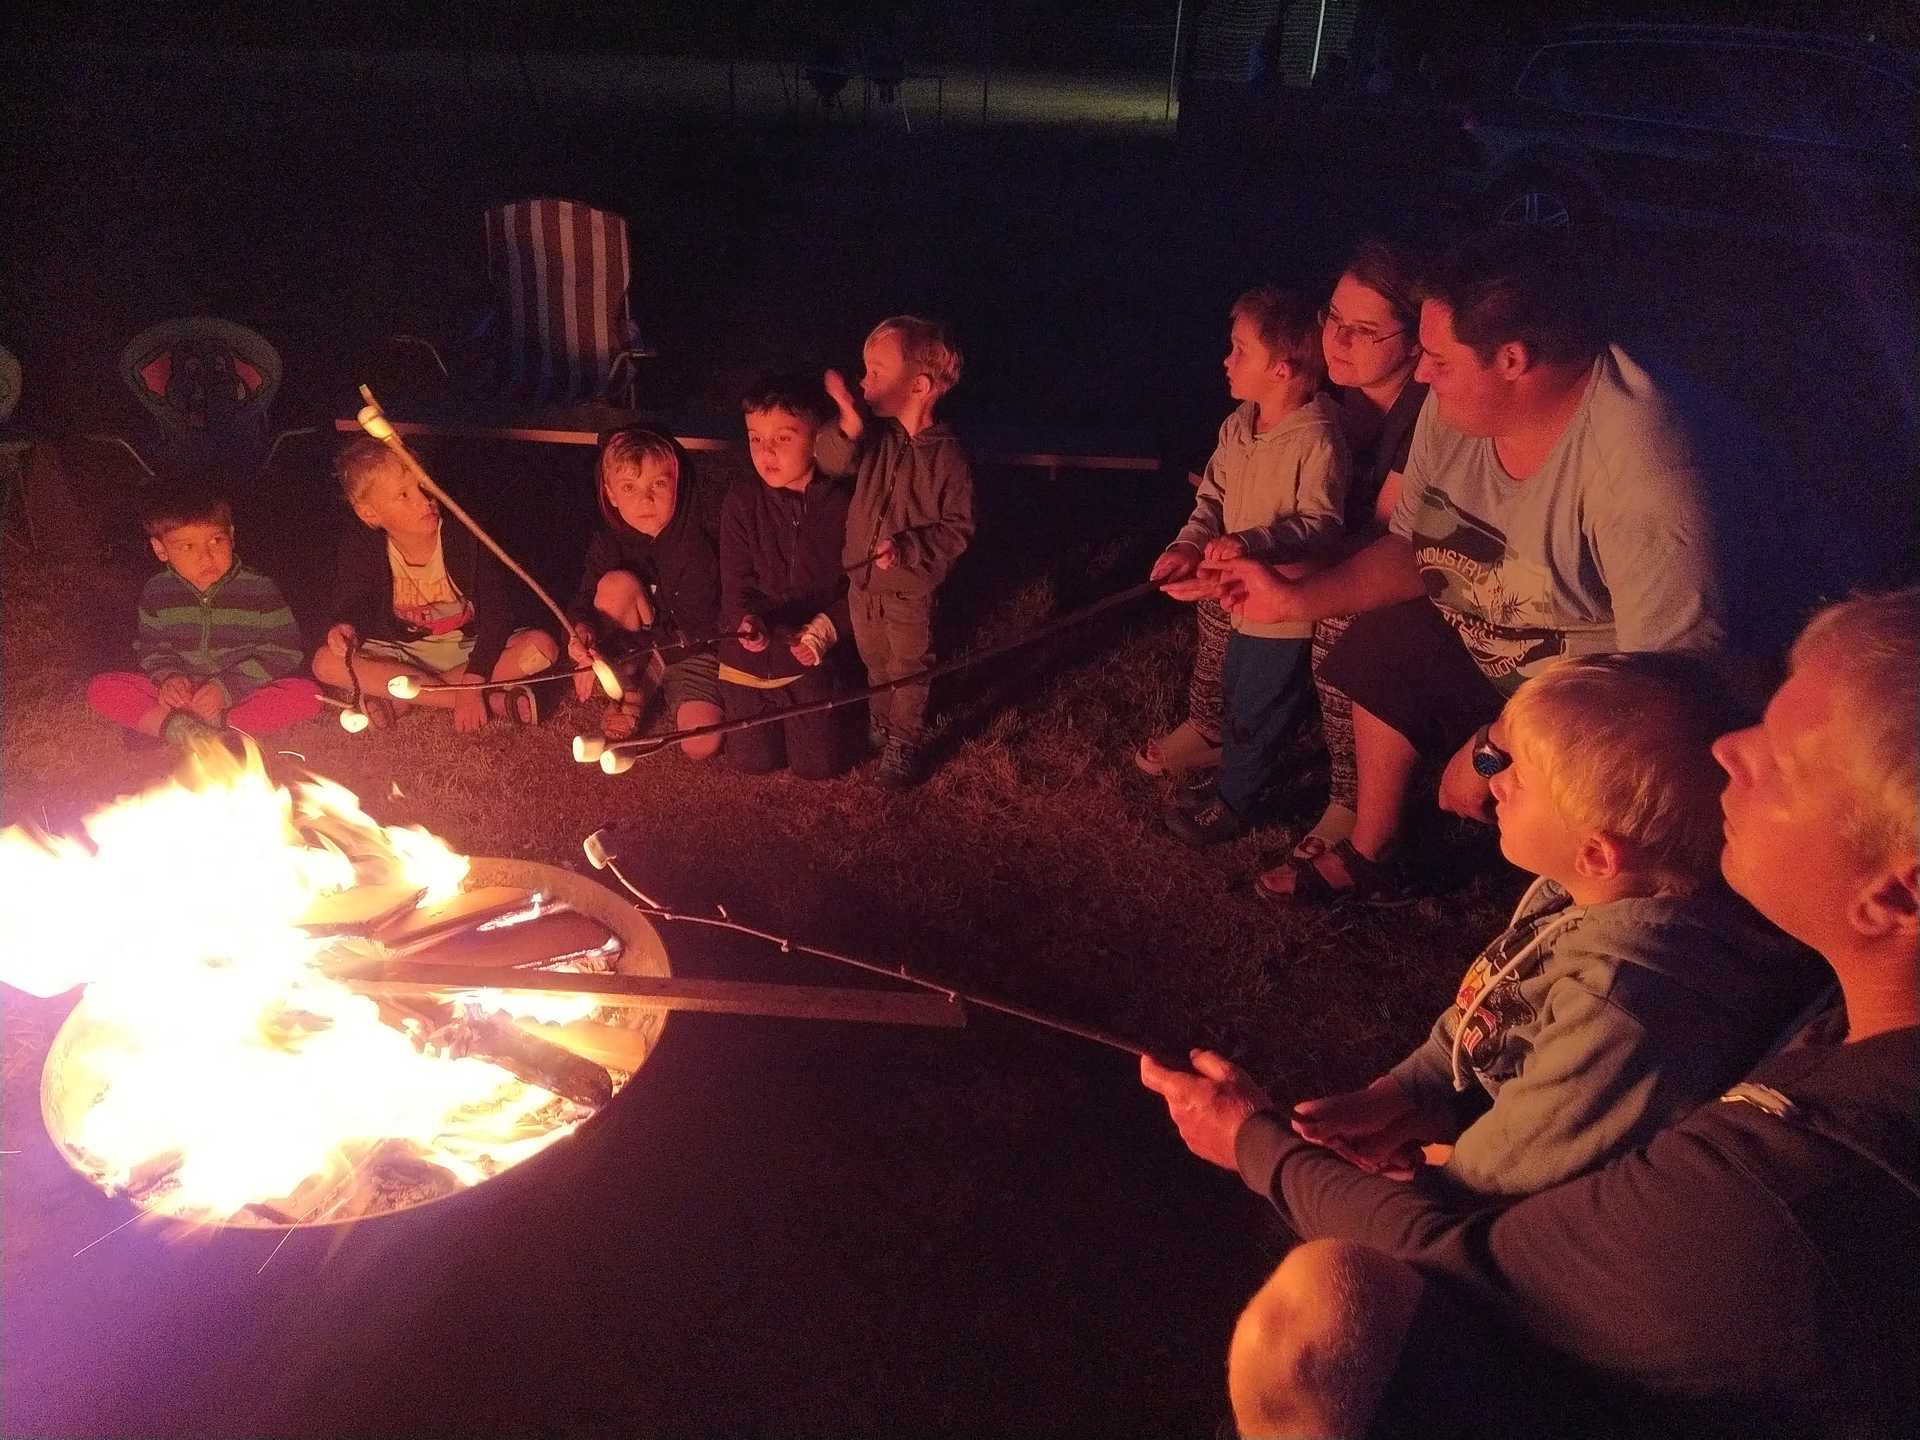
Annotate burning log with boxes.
[438,1009,614,1110]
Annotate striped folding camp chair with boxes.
[480,197,653,407]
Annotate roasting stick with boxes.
[582,830,1160,1059]
[387,666,597,700]
[354,385,625,701]
[344,962,964,1029]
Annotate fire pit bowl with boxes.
[40,858,670,1231]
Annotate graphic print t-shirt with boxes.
[387,534,473,639]
[1389,346,1726,694]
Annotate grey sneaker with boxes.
[1164,795,1250,847]
[160,711,225,748]
[867,716,889,754]
[875,735,922,790]
[1171,769,1219,814]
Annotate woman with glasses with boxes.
[1255,239,1429,899]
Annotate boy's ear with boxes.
[1574,831,1627,882]
[149,536,170,565]
[351,501,380,529]
[1849,858,1919,942]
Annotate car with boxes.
[1452,25,1917,247]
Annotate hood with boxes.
[596,433,701,549]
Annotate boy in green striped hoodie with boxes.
[87,486,321,745]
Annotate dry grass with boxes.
[0,476,1515,1111]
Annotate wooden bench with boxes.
[329,410,1161,481]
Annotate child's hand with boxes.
[1203,535,1248,564]
[1290,1076,1433,1179]
[736,615,769,653]
[871,536,899,571]
[452,689,488,733]
[157,676,195,708]
[566,623,596,669]
[325,623,358,657]
[823,369,857,415]
[186,682,226,724]
[1148,544,1200,585]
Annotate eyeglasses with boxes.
[1470,723,1513,779]
[1318,307,1406,348]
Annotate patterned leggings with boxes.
[1189,604,1358,811]
[1311,614,1358,812]
[1185,599,1232,742]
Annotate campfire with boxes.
[3,743,666,1230]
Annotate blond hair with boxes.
[1788,586,1920,867]
[334,436,401,508]
[1502,652,1747,882]
[867,315,963,398]
[599,426,679,487]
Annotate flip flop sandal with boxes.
[1133,720,1224,777]
[361,696,396,730]
[1290,832,1332,863]
[488,685,539,727]
[1254,840,1408,908]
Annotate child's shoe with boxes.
[867,714,889,754]
[159,711,225,748]
[1164,795,1251,847]
[875,734,923,790]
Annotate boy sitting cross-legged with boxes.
[565,426,725,759]
[1286,652,1824,1197]
[1154,286,1351,846]
[718,374,859,780]
[312,438,558,732]
[88,483,322,746]
[818,314,975,789]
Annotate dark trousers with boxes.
[1216,631,1312,817]
[721,667,854,780]
[850,585,935,743]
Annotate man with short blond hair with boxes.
[1147,587,1919,1438]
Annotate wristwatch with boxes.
[1470,722,1512,779]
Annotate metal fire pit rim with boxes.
[40,856,670,1233]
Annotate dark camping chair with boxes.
[84,317,315,483]
[392,198,656,410]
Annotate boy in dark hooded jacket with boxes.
[567,426,726,757]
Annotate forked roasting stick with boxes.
[354,385,628,701]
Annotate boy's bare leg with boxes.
[488,629,560,721]
[1228,1239,1424,1439]
[675,700,723,761]
[313,646,432,714]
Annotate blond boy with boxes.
[1155,287,1350,845]
[818,315,975,789]
[1284,652,1821,1197]
[312,438,556,731]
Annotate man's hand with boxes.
[325,622,359,658]
[736,615,769,653]
[1203,535,1249,564]
[1148,543,1201,586]
[1139,1049,1274,1172]
[1438,733,1496,823]
[1205,558,1307,625]
[156,675,195,708]
[185,681,226,724]
[1291,1075,1435,1181]
[872,536,899,571]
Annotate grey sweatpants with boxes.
[851,585,935,743]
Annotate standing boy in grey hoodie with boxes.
[1155,287,1350,846]
[1287,652,1824,1198]
[819,316,975,789]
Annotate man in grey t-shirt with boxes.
[1206,229,1729,904]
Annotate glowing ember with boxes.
[2,743,647,1229]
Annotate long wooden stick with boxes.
[344,960,966,1030]
[355,385,625,698]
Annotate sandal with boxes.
[488,685,539,727]
[1253,839,1409,907]
[361,696,396,730]
[1134,720,1224,777]
[601,693,645,741]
